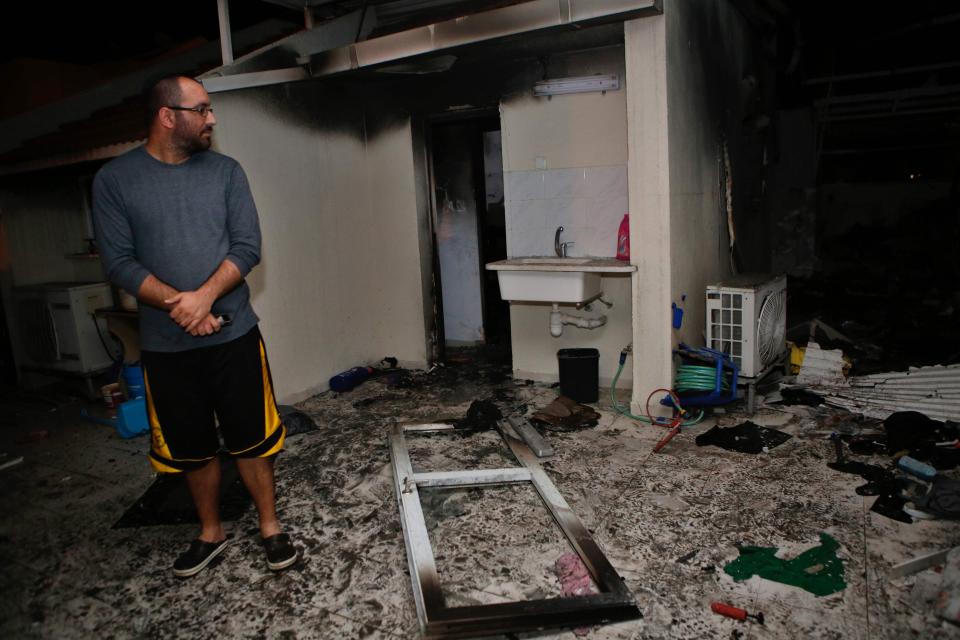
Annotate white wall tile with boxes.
[588,194,629,230]
[506,166,629,259]
[506,199,548,256]
[510,197,548,223]
[504,170,544,201]
[543,167,587,199]
[542,197,588,232]
[585,165,628,199]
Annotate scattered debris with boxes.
[801,363,960,423]
[909,568,943,610]
[885,411,944,455]
[694,421,792,454]
[505,416,554,457]
[0,453,24,471]
[870,491,913,523]
[710,602,764,625]
[898,456,937,481]
[649,493,689,512]
[530,396,600,432]
[796,342,849,385]
[825,433,912,523]
[278,405,318,437]
[889,547,954,580]
[555,553,597,597]
[778,387,825,407]
[724,533,846,596]
[675,550,697,564]
[938,548,960,624]
[453,399,502,432]
[915,476,960,519]
[555,553,599,636]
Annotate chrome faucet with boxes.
[555,226,574,257]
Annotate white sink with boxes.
[486,257,602,303]
[514,257,593,266]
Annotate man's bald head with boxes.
[145,75,201,126]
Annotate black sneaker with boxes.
[262,533,297,571]
[172,536,231,578]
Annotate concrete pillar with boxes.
[624,16,672,415]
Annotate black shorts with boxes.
[141,325,285,473]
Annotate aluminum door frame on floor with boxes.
[389,421,641,639]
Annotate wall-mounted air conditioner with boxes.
[705,274,787,378]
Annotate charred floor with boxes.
[1,346,957,639]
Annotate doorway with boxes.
[428,115,509,359]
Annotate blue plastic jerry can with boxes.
[117,397,150,438]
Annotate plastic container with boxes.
[898,456,936,481]
[616,213,630,261]
[557,348,599,403]
[122,364,145,399]
[329,366,374,392]
[101,382,122,408]
[117,397,149,438]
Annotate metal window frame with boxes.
[389,422,640,639]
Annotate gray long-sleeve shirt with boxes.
[93,146,260,352]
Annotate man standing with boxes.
[93,75,296,577]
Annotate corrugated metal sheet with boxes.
[796,350,960,422]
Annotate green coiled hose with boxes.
[610,350,704,426]
[675,364,732,394]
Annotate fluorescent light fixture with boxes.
[533,74,620,97]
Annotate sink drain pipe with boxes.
[550,303,607,337]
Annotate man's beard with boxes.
[173,123,212,155]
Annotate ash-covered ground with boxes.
[1,348,957,639]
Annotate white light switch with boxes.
[535,156,547,170]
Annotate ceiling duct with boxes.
[202,0,661,93]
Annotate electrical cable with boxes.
[91,314,124,384]
[609,349,704,428]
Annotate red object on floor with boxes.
[710,602,764,624]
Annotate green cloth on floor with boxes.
[724,533,847,596]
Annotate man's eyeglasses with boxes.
[166,105,214,117]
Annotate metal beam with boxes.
[806,60,960,86]
[389,426,447,627]
[412,468,532,487]
[501,426,633,597]
[201,67,310,93]
[389,423,640,639]
[217,0,235,65]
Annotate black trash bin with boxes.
[557,348,600,403]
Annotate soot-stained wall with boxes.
[211,83,428,403]
[211,33,639,397]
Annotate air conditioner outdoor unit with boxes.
[705,274,787,378]
[13,281,115,375]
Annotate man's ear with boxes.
[157,107,177,130]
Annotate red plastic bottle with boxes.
[616,213,630,261]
